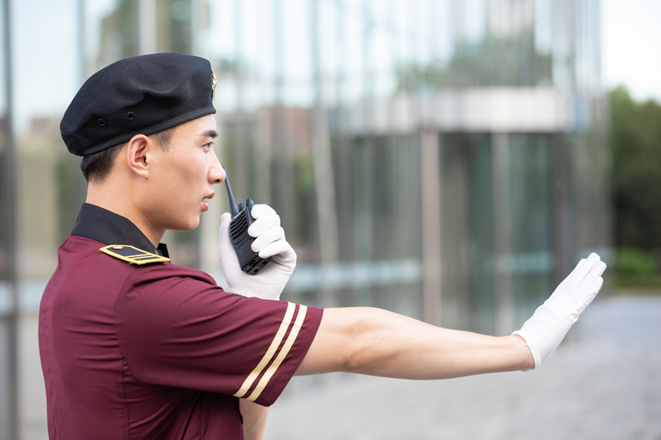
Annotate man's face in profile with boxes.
[140,114,224,233]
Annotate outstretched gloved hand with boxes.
[513,253,606,368]
[219,204,296,300]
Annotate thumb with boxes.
[219,212,234,252]
[219,212,243,275]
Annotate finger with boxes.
[589,276,604,296]
[250,204,276,219]
[590,260,607,278]
[220,212,232,227]
[577,276,604,315]
[553,258,587,292]
[566,254,601,286]
[251,225,285,252]
[219,212,233,245]
[258,240,296,262]
[248,211,281,237]
[578,260,607,291]
[219,212,242,269]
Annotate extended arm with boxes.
[297,307,533,378]
[297,253,606,378]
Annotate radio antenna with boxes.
[223,166,239,217]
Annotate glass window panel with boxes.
[508,134,554,323]
[90,0,140,69]
[15,0,79,281]
[0,0,6,285]
[440,133,495,332]
[241,0,276,81]
[342,4,366,104]
[156,0,192,53]
[0,1,9,438]
[0,324,8,439]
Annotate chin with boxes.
[170,217,201,232]
[184,219,201,231]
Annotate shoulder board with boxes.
[100,245,170,266]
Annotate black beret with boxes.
[61,53,217,156]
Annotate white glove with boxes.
[219,204,297,300]
[513,253,606,368]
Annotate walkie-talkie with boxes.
[223,167,272,275]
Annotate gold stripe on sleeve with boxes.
[247,305,308,402]
[233,302,296,399]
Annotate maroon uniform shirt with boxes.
[39,204,323,439]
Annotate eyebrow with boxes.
[199,129,219,139]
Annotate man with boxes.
[40,53,606,440]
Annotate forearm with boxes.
[297,307,534,379]
[352,310,534,378]
[239,400,269,440]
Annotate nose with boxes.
[209,149,225,184]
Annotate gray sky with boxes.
[602,0,661,102]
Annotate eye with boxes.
[201,142,213,151]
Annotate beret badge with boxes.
[211,69,217,101]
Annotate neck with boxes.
[86,180,164,247]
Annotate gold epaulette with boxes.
[100,245,170,265]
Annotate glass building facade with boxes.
[0,0,609,438]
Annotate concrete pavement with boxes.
[265,295,661,440]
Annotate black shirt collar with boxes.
[71,203,169,258]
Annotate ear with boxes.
[125,134,153,179]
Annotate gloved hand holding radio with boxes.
[219,204,297,300]
[513,252,606,369]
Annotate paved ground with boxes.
[0,313,48,440]
[5,295,661,440]
[265,295,661,440]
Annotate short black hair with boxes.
[150,128,173,151]
[80,127,175,182]
[80,143,124,182]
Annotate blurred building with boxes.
[0,0,609,438]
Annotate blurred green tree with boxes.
[610,87,661,250]
[610,86,661,280]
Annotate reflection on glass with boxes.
[96,0,140,68]
[0,0,606,324]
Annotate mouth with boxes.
[201,192,215,212]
